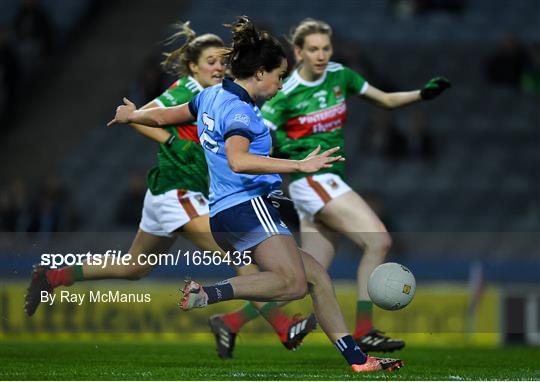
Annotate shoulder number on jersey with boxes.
[200,113,218,153]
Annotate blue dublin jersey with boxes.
[189,78,282,217]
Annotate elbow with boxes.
[375,98,392,109]
[151,110,169,127]
[228,158,245,173]
[376,93,401,109]
[381,96,396,109]
[230,163,242,173]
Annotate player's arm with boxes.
[362,85,421,109]
[225,135,344,174]
[128,101,171,143]
[107,98,194,127]
[362,77,451,109]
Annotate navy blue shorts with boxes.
[210,196,292,253]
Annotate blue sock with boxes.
[335,335,368,365]
[203,281,234,304]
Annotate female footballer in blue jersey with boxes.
[108,16,403,373]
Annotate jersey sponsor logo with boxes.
[233,113,250,126]
[284,103,347,139]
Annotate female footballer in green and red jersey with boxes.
[215,18,450,353]
[24,22,315,358]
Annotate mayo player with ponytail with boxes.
[24,21,226,312]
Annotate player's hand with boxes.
[298,146,345,173]
[107,97,137,126]
[420,77,451,100]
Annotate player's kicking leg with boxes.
[179,231,403,372]
[297,247,403,372]
[182,215,316,359]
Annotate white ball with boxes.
[368,262,416,311]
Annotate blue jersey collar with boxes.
[222,77,255,105]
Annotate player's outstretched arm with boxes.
[362,77,451,109]
[127,101,173,144]
[107,97,194,128]
[226,136,344,175]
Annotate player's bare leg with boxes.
[182,234,339,328]
[185,215,315,311]
[299,247,402,371]
[297,248,347,341]
[210,235,310,301]
[316,190,404,352]
[207,219,330,358]
[300,217,338,269]
[183,215,315,357]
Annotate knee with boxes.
[288,283,308,300]
[283,275,308,300]
[366,232,392,256]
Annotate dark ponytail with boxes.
[223,16,286,79]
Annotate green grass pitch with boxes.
[1,339,539,380]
